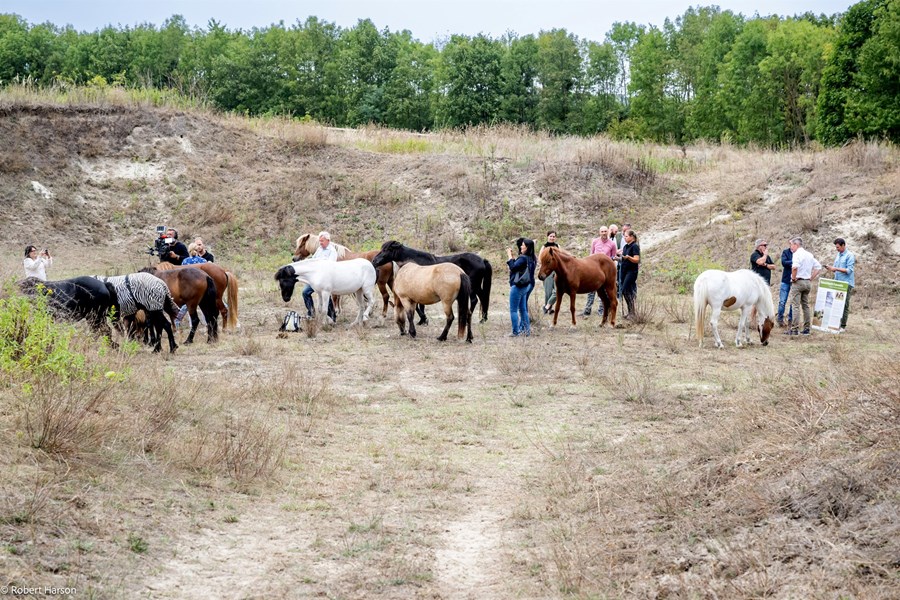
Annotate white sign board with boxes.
[811,279,850,333]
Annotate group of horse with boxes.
[278,233,776,350]
[20,261,239,353]
[19,231,775,353]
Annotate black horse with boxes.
[371,241,492,324]
[20,276,118,344]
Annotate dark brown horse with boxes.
[155,262,239,329]
[293,233,394,318]
[537,247,618,328]
[142,267,219,343]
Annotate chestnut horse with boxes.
[293,233,394,318]
[372,244,473,343]
[155,261,239,329]
[141,267,219,344]
[537,246,618,327]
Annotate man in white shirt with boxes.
[785,236,821,336]
[302,231,338,320]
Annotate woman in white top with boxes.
[23,245,52,281]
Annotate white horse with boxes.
[693,269,776,348]
[274,258,376,326]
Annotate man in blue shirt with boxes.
[777,242,794,327]
[825,237,855,330]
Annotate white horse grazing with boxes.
[693,269,776,349]
[274,258,376,325]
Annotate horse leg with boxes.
[551,296,563,327]
[407,304,418,339]
[158,311,178,353]
[569,294,577,327]
[605,284,618,328]
[363,288,375,324]
[378,281,390,318]
[394,298,406,335]
[184,302,200,344]
[710,306,724,349]
[437,299,453,342]
[738,307,751,346]
[416,303,428,325]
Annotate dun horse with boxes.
[537,246,618,327]
[372,242,473,343]
[369,240,492,324]
[141,267,219,344]
[293,233,394,318]
[155,261,239,329]
[693,269,775,348]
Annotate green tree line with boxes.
[1,1,897,145]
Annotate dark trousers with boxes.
[302,284,336,320]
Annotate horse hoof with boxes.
[437,336,447,342]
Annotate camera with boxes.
[146,225,169,256]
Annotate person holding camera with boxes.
[23,245,53,281]
[160,228,189,265]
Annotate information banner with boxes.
[812,278,849,333]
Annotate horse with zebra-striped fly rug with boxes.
[94,272,180,353]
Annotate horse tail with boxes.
[104,282,120,322]
[225,270,239,329]
[693,274,708,347]
[457,273,472,338]
[201,276,218,322]
[481,259,493,320]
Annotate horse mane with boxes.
[752,272,776,318]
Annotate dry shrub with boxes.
[663,295,692,324]
[177,400,284,485]
[835,137,894,172]
[0,151,30,173]
[628,294,661,330]
[20,378,114,457]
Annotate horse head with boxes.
[371,240,404,268]
[537,246,558,281]
[274,265,299,302]
[292,234,312,262]
[759,316,774,346]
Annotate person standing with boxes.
[541,231,559,314]
[193,237,215,262]
[507,238,536,337]
[777,241,794,327]
[785,237,821,336]
[750,239,775,284]
[615,223,632,300]
[23,245,52,281]
[583,226,618,316]
[824,237,855,331]
[301,231,338,321]
[620,230,640,320]
[182,243,208,266]
[160,228,189,265]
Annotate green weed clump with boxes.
[657,251,725,294]
[0,289,86,381]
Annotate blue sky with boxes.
[4,1,856,42]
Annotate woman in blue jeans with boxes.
[507,238,536,336]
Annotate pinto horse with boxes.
[155,261,239,329]
[141,267,219,344]
[20,276,118,343]
[293,233,394,318]
[372,244,473,343]
[274,258,377,326]
[693,269,775,348]
[537,246,617,327]
[369,241,492,324]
